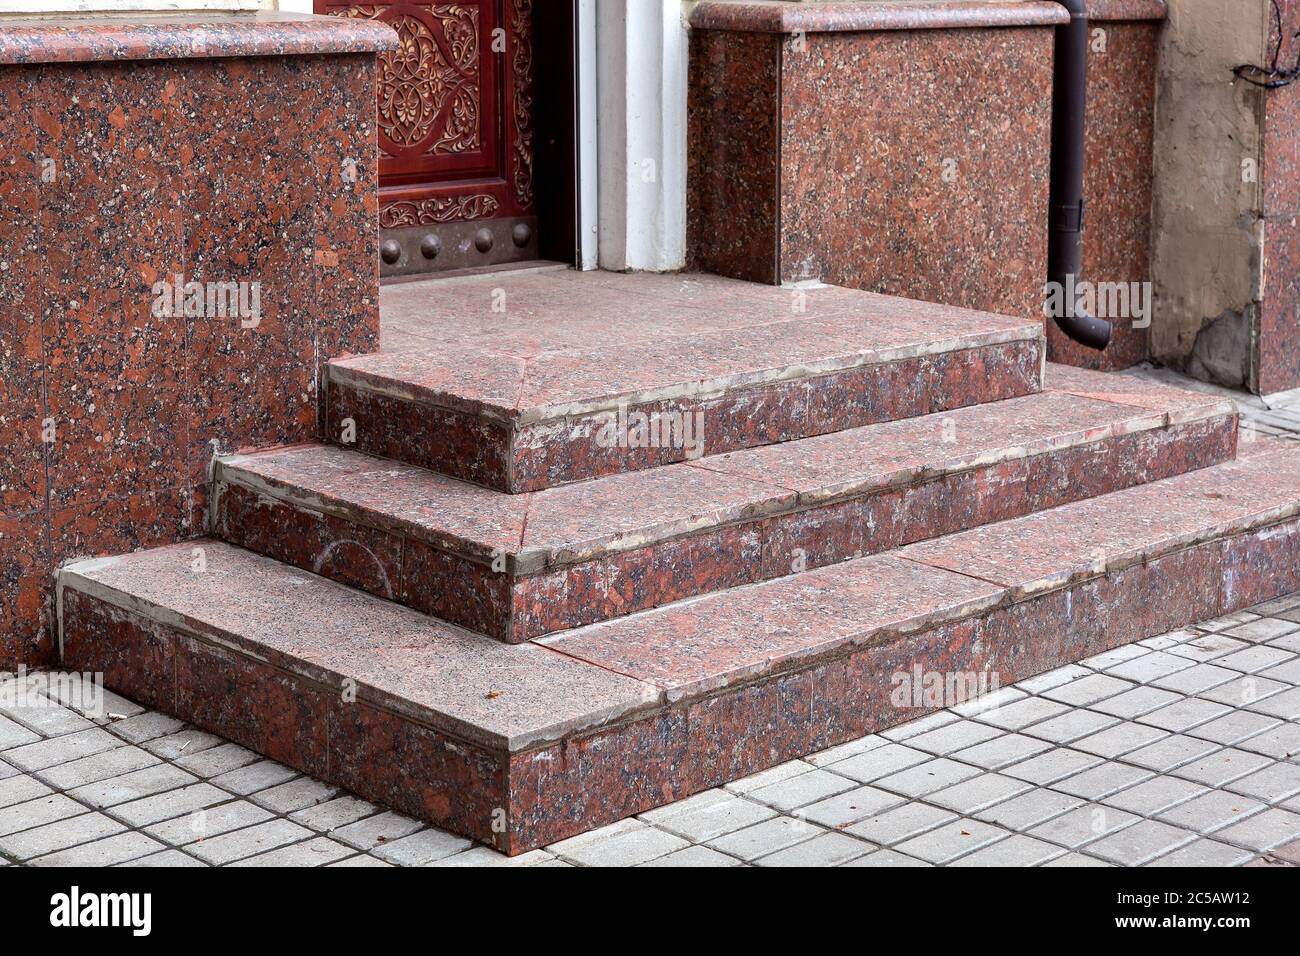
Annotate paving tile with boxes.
[1138,698,1233,734]
[747,767,857,811]
[1268,632,1300,654]
[1090,685,1181,719]
[1026,804,1140,849]
[1224,761,1300,803]
[754,831,872,867]
[949,733,1053,770]
[145,800,274,846]
[108,782,230,827]
[428,847,554,867]
[1072,721,1169,759]
[329,811,425,851]
[1052,761,1155,800]
[1040,674,1134,707]
[872,757,981,798]
[250,777,340,814]
[174,742,260,778]
[211,760,298,796]
[637,845,741,867]
[1079,644,1149,670]
[973,697,1069,732]
[1225,618,1300,643]
[899,720,1003,756]
[927,773,1033,814]
[1103,775,1210,816]
[878,710,960,741]
[118,849,209,868]
[1104,652,1195,684]
[948,686,1028,718]
[1001,748,1104,786]
[844,801,956,846]
[840,848,932,866]
[230,837,355,867]
[29,831,164,867]
[1200,610,1261,632]
[1145,839,1256,867]
[1024,709,1119,744]
[642,790,777,842]
[1151,663,1239,695]
[1016,665,1092,694]
[2,700,96,738]
[1217,646,1296,676]
[68,764,199,809]
[0,774,51,810]
[1170,749,1274,787]
[724,760,812,794]
[1247,686,1300,719]
[185,819,316,865]
[104,712,185,745]
[141,728,226,760]
[795,787,909,834]
[1260,657,1300,685]
[1156,789,1267,834]
[1085,819,1196,865]
[1200,674,1290,708]
[701,815,825,861]
[327,855,392,868]
[805,734,889,767]
[0,812,125,861]
[1121,734,1222,773]
[36,744,159,791]
[0,794,84,837]
[830,744,930,783]
[2,727,122,772]
[1188,710,1284,747]
[1166,633,1250,663]
[291,795,379,833]
[948,833,1065,867]
[893,819,1010,864]
[1213,807,1300,852]
[974,788,1086,831]
[1234,721,1300,759]
[371,828,472,866]
[1042,852,1114,867]
[38,678,143,722]
[0,759,17,782]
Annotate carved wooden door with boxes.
[317,1,536,275]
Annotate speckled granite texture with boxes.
[58,445,1300,854]
[212,365,1237,642]
[0,15,390,668]
[328,270,1044,492]
[688,0,1166,372]
[1258,1,1300,394]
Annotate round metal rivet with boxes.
[512,223,533,248]
[420,234,442,260]
[474,228,494,253]
[380,239,402,265]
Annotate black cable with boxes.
[1234,0,1300,89]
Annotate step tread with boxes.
[220,365,1233,572]
[66,445,1300,756]
[334,271,1041,423]
[59,544,660,753]
[542,446,1300,700]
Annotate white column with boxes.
[596,0,689,272]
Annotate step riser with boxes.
[326,340,1044,492]
[61,513,1300,855]
[213,414,1237,642]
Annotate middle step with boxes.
[212,366,1237,643]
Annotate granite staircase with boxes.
[56,271,1300,854]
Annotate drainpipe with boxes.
[1048,0,1112,351]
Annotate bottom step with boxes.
[59,445,1300,854]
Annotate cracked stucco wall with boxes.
[1151,0,1270,390]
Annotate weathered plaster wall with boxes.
[1151,0,1269,390]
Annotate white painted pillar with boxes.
[596,0,689,272]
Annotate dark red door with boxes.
[317,1,537,274]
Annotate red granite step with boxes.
[59,445,1300,854]
[327,271,1044,492]
[214,365,1236,642]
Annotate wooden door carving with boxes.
[317,0,537,274]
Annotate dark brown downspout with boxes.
[1048,0,1112,351]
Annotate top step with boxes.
[330,271,1044,492]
